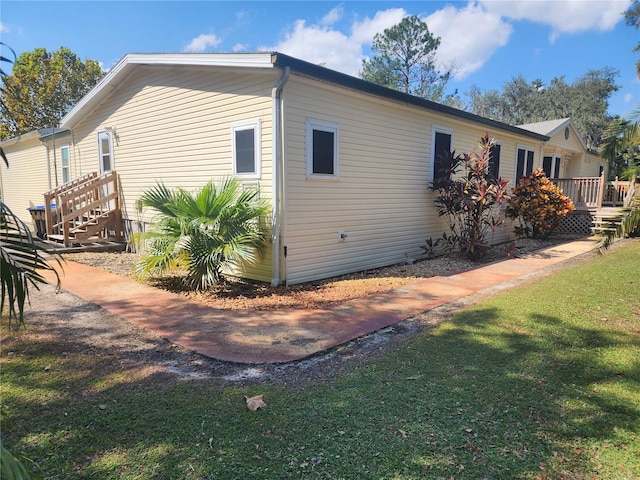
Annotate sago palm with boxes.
[133,178,271,290]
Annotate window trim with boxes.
[515,145,535,182]
[542,154,562,179]
[97,130,114,173]
[60,144,71,184]
[231,119,261,178]
[430,125,453,184]
[306,118,339,179]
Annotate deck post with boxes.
[597,174,605,209]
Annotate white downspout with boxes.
[271,66,290,286]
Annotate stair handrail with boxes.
[623,174,638,207]
[44,171,121,245]
[44,172,98,237]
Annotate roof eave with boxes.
[271,52,549,142]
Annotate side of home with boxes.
[1,52,606,286]
[278,68,551,284]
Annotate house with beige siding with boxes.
[0,52,607,285]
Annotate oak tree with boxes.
[0,46,103,139]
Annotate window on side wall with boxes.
[431,126,453,185]
[306,119,338,178]
[98,131,114,173]
[488,143,501,181]
[60,145,70,184]
[232,119,261,178]
[516,146,535,181]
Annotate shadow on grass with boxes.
[3,302,638,479]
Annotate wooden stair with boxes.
[43,171,122,247]
[591,209,625,236]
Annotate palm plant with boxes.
[133,178,271,290]
[598,195,640,251]
[600,106,640,180]
[1,201,61,329]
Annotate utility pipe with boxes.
[271,66,290,286]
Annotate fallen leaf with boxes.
[98,404,107,410]
[245,395,267,411]
[44,364,52,371]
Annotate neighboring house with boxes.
[0,52,607,285]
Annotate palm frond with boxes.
[598,196,640,251]
[1,200,62,328]
[134,178,271,289]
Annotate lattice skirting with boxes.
[557,211,593,235]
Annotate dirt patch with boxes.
[65,236,572,310]
[6,235,594,387]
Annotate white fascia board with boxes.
[61,52,275,129]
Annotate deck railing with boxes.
[43,171,121,246]
[603,176,636,207]
[552,176,605,210]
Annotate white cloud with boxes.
[268,8,407,76]
[321,5,344,26]
[479,0,631,43]
[0,22,7,33]
[351,8,407,44]
[267,0,629,82]
[425,3,513,80]
[269,19,362,74]
[183,33,222,53]
[232,43,248,52]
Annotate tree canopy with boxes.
[360,15,455,103]
[626,0,640,78]
[0,46,103,139]
[467,68,619,149]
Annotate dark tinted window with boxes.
[312,129,335,174]
[433,131,452,182]
[235,129,255,174]
[489,144,501,180]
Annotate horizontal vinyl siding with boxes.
[70,65,278,282]
[282,77,523,284]
[0,138,50,226]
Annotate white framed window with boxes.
[306,118,338,178]
[60,145,70,184]
[98,130,114,173]
[542,154,561,179]
[232,119,261,178]
[430,125,453,184]
[515,145,535,181]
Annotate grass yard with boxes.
[1,241,639,479]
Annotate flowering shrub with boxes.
[505,169,574,239]
[431,133,510,260]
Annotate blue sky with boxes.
[1,1,638,117]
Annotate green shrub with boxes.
[505,168,574,239]
[133,178,271,290]
[431,133,510,260]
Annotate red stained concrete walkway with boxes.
[43,238,598,364]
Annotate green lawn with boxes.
[2,241,639,479]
